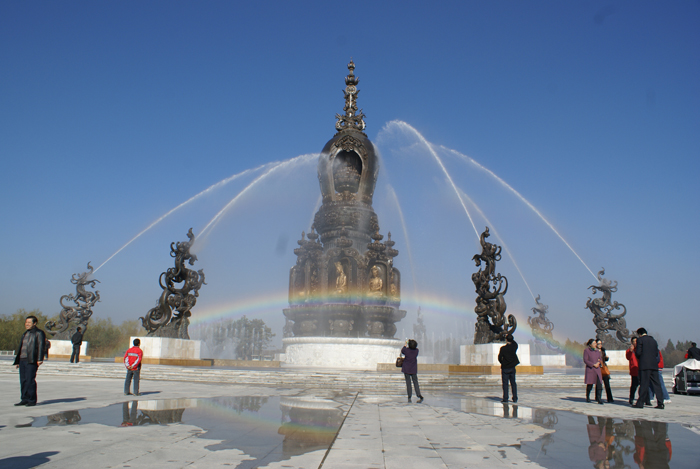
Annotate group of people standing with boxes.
[585,327,671,409]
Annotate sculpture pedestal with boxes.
[46,340,90,362]
[456,344,543,374]
[126,337,212,367]
[531,354,567,367]
[604,349,630,371]
[282,337,402,371]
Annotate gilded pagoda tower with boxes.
[282,61,405,368]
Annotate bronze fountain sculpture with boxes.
[45,262,100,339]
[472,227,516,344]
[528,294,562,354]
[283,60,405,340]
[140,228,206,339]
[585,268,632,349]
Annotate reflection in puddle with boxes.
[279,397,345,455]
[430,396,698,468]
[26,395,350,469]
[522,414,681,469]
[47,410,82,426]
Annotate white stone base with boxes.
[531,354,567,367]
[48,340,88,357]
[605,350,629,367]
[282,337,402,370]
[131,337,202,360]
[460,344,532,367]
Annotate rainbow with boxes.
[190,291,475,328]
[190,291,587,357]
[191,292,290,327]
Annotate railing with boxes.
[0,351,15,356]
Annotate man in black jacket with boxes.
[13,315,46,406]
[634,327,664,409]
[498,334,520,403]
[687,342,700,360]
[70,327,83,363]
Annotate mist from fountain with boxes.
[379,120,596,281]
[307,194,322,232]
[94,163,271,273]
[195,153,319,244]
[440,144,597,281]
[384,121,480,240]
[387,184,418,298]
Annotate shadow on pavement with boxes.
[40,398,87,405]
[560,397,589,403]
[0,451,59,469]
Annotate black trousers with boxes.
[19,360,38,404]
[502,368,517,401]
[601,375,614,402]
[70,345,80,363]
[629,375,640,402]
[404,373,421,398]
[638,368,663,406]
[586,377,603,402]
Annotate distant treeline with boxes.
[0,309,144,358]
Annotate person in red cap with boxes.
[123,338,143,396]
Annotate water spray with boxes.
[386,121,480,241]
[196,153,319,243]
[440,144,597,281]
[387,184,418,300]
[94,163,271,273]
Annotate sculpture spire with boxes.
[335,59,366,134]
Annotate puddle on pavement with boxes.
[20,393,700,468]
[427,396,700,469]
[24,394,351,469]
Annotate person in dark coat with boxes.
[13,315,46,406]
[401,339,423,402]
[686,342,700,360]
[70,327,83,363]
[498,334,519,403]
[634,327,664,409]
[583,338,604,404]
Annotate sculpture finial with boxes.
[335,59,366,133]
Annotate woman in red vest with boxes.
[626,337,639,406]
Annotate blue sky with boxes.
[1,2,698,347]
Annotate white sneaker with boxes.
[664,399,671,403]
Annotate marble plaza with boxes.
[1,360,699,468]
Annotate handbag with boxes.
[601,362,610,377]
[395,356,404,368]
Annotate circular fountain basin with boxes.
[282,337,402,370]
